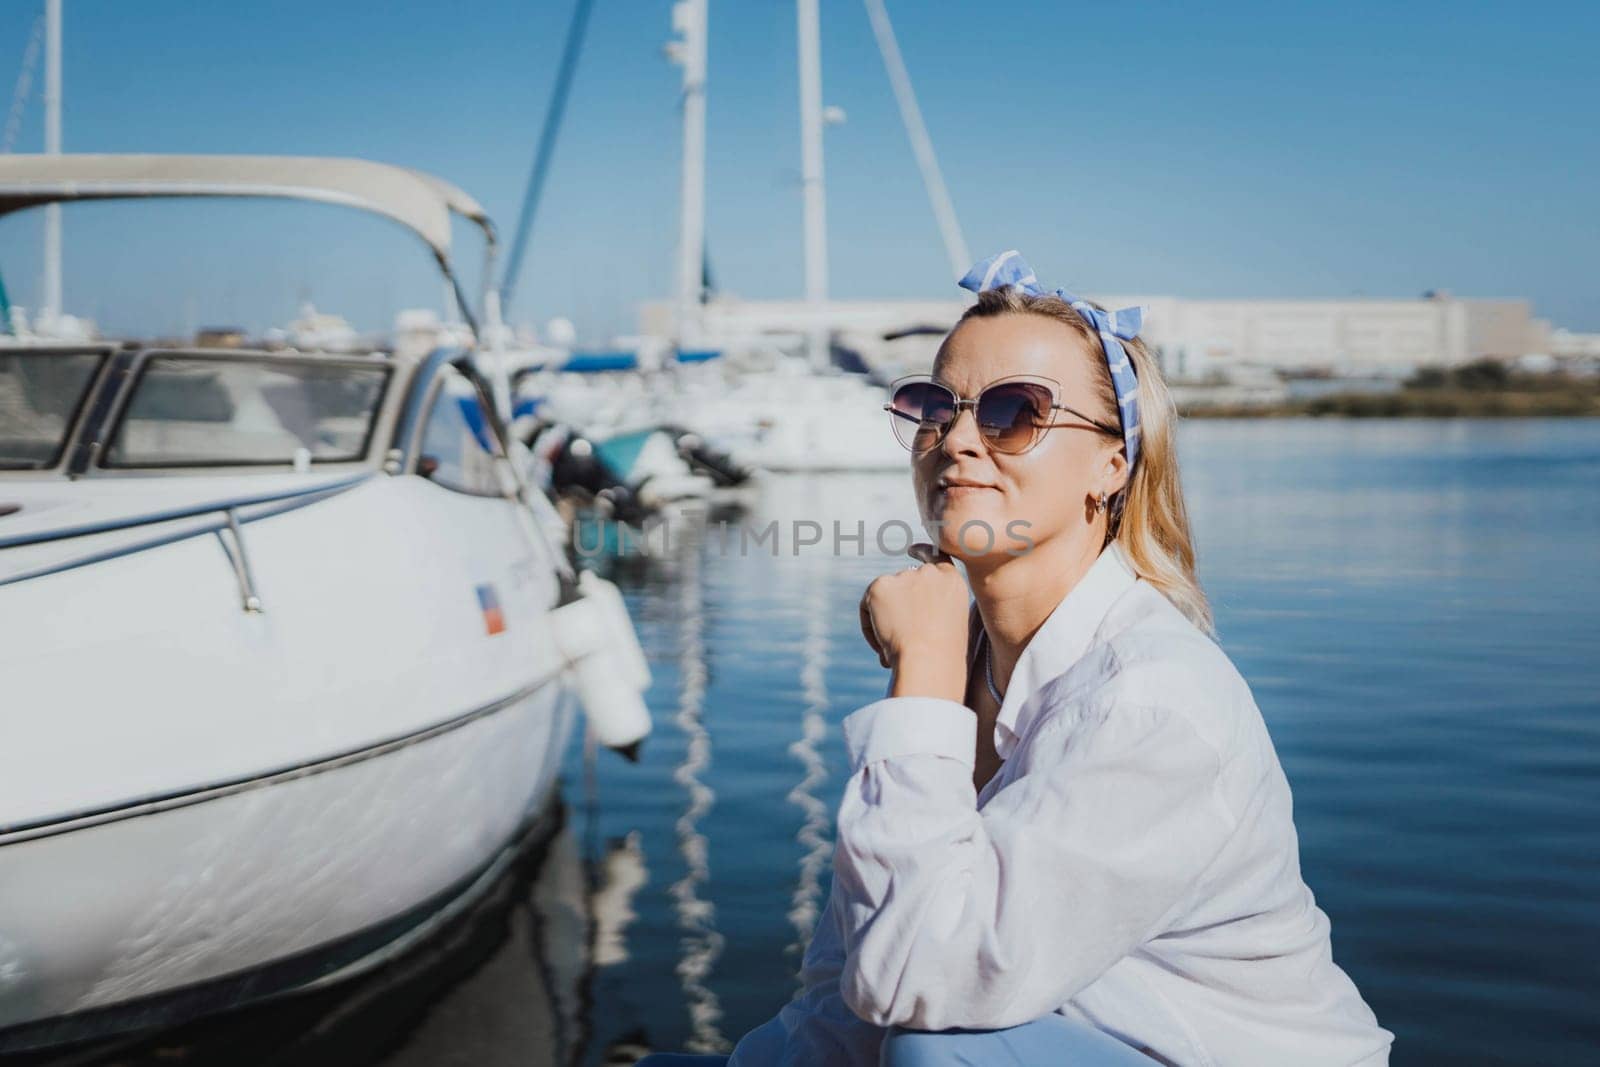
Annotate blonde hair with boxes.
[956,288,1214,635]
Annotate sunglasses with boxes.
[885,374,1122,456]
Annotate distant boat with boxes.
[515,345,905,476]
[0,154,651,1050]
[666,355,906,473]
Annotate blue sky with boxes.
[1,0,1596,340]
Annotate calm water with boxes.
[568,418,1600,1066]
[30,419,1598,1066]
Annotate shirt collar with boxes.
[988,541,1138,759]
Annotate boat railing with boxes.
[0,471,377,552]
[0,473,376,594]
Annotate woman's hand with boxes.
[859,543,971,702]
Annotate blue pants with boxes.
[636,1012,1151,1065]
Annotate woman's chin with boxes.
[926,492,1015,555]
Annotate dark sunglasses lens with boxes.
[976,383,1052,453]
[889,382,955,452]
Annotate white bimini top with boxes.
[730,543,1393,1066]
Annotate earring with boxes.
[1094,491,1107,514]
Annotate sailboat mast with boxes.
[42,0,61,326]
[862,0,969,280]
[672,0,708,347]
[796,0,829,371]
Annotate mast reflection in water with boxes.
[665,518,728,1054]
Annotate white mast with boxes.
[796,0,829,371]
[42,0,62,326]
[862,0,969,280]
[670,0,708,347]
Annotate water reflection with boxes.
[591,832,647,970]
[784,575,832,961]
[664,517,727,1055]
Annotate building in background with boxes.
[1103,292,1550,381]
[644,291,1558,384]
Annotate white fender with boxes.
[551,572,653,755]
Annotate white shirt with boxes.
[729,543,1393,1066]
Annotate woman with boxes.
[644,252,1392,1066]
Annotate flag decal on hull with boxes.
[476,583,506,635]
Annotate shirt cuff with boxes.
[842,697,976,774]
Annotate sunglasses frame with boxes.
[884,373,1123,456]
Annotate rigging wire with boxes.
[3,12,46,154]
[1,11,46,333]
[499,0,596,316]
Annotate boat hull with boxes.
[0,675,577,1047]
[0,475,585,1046]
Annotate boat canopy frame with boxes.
[0,154,498,333]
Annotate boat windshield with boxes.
[104,354,389,468]
[0,350,106,470]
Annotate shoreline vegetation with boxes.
[1180,360,1600,419]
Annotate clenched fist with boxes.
[859,543,972,702]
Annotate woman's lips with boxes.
[937,483,998,499]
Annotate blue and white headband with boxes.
[957,249,1144,471]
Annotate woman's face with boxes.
[913,312,1127,563]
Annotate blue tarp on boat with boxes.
[562,351,640,373]
[558,348,723,373]
[592,429,656,482]
[456,395,495,451]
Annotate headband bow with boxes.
[957,249,1144,471]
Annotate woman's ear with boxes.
[1101,447,1131,498]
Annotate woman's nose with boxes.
[940,404,986,457]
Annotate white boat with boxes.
[666,354,906,473]
[517,345,905,475]
[0,154,651,1051]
